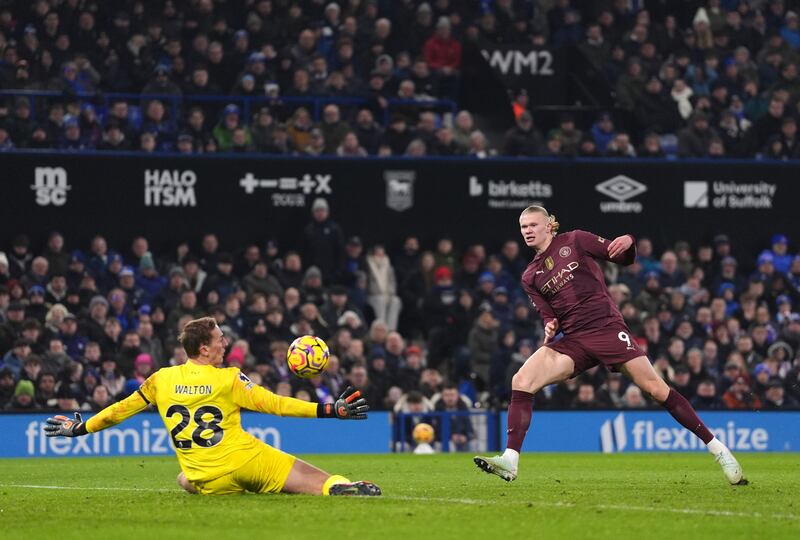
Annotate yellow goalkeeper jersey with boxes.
[85,361,317,482]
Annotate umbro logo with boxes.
[596,175,647,201]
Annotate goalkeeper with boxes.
[44,317,380,496]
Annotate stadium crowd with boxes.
[1,200,800,435]
[0,1,799,158]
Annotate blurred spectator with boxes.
[596,372,626,408]
[5,379,39,410]
[304,128,327,156]
[452,111,475,152]
[551,114,583,156]
[320,104,350,154]
[678,111,717,157]
[395,388,435,440]
[382,114,415,156]
[0,368,16,408]
[466,307,499,387]
[758,234,793,274]
[422,17,461,98]
[366,245,402,331]
[621,385,648,408]
[572,379,601,409]
[468,130,496,158]
[692,378,724,410]
[286,108,315,151]
[605,132,637,157]
[639,131,666,157]
[503,111,542,157]
[722,375,762,410]
[352,109,384,155]
[433,383,473,451]
[213,104,250,152]
[337,132,368,157]
[303,198,345,283]
[591,112,617,153]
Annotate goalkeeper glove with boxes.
[44,412,88,437]
[317,386,369,420]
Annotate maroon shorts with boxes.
[545,321,645,377]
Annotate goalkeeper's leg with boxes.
[177,472,198,494]
[282,458,381,496]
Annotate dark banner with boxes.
[3,152,799,264]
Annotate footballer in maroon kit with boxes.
[474,205,745,485]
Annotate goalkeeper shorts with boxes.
[191,442,296,495]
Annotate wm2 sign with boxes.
[478,45,565,106]
[480,48,554,76]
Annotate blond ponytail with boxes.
[548,213,560,234]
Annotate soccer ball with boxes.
[412,422,435,444]
[287,335,330,378]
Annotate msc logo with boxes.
[32,167,70,206]
[144,169,197,207]
[595,175,647,213]
[684,181,709,208]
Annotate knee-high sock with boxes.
[322,474,351,495]
[506,390,535,452]
[662,389,714,444]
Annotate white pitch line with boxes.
[2,485,798,522]
[0,484,173,493]
[386,496,800,522]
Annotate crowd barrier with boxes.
[1,411,797,458]
[6,151,799,259]
[0,90,458,127]
[393,410,499,453]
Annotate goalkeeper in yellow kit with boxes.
[43,317,381,496]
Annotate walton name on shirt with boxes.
[174,384,213,395]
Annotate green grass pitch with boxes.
[1,453,798,540]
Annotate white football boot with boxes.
[713,447,747,485]
[473,455,518,482]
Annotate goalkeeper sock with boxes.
[322,474,351,496]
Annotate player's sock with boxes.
[502,448,520,470]
[661,388,714,444]
[506,390,535,459]
[322,474,350,496]
[706,437,727,455]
